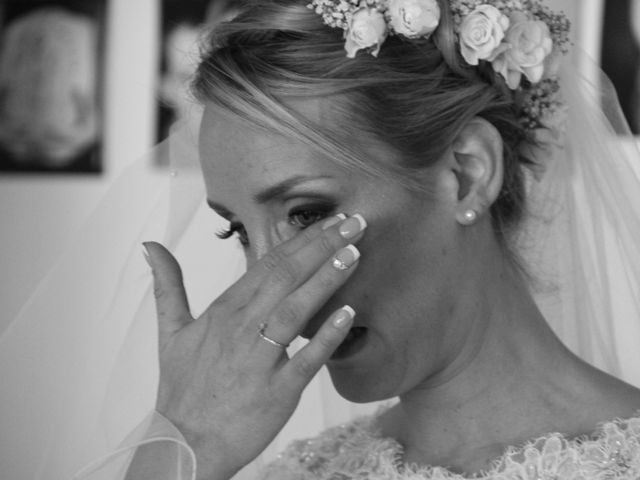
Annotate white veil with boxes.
[0,114,204,480]
[522,52,640,385]
[1,47,640,480]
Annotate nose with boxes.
[244,225,293,269]
[245,240,270,269]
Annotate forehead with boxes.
[198,100,351,200]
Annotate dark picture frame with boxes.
[0,0,106,174]
[155,0,249,167]
[600,0,640,135]
[157,0,213,147]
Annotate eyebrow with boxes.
[206,174,334,218]
[252,175,334,204]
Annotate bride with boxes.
[124,0,640,479]
[4,0,640,479]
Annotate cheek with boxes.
[343,207,460,350]
[353,207,454,300]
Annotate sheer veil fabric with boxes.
[521,52,640,383]
[0,111,205,480]
[1,53,640,479]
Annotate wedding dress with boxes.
[259,411,640,480]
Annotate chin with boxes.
[327,364,398,404]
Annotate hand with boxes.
[144,214,366,480]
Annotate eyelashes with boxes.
[216,222,249,246]
[216,202,337,247]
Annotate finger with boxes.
[245,215,366,324]
[221,214,348,304]
[270,213,347,261]
[144,242,193,343]
[255,244,360,349]
[205,213,350,311]
[277,306,355,393]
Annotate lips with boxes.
[331,326,368,360]
[301,324,369,359]
[301,315,370,361]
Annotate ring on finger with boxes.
[258,322,290,349]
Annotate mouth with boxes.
[330,326,368,360]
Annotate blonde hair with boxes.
[192,0,532,241]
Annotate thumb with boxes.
[143,241,192,345]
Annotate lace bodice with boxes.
[260,413,640,480]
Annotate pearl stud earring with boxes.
[461,209,478,225]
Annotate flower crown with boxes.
[308,0,571,162]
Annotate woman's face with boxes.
[199,100,475,402]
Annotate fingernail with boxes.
[142,243,151,268]
[333,305,356,328]
[339,214,367,239]
[332,244,360,270]
[322,213,347,230]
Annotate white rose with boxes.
[344,8,388,58]
[459,5,509,65]
[387,0,441,39]
[491,11,553,89]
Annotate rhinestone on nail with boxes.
[333,258,349,270]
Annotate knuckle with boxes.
[153,283,166,301]
[261,251,284,273]
[293,355,316,379]
[317,270,337,291]
[271,259,299,286]
[316,332,335,351]
[274,302,301,328]
[317,233,338,257]
[299,225,319,244]
[155,302,171,321]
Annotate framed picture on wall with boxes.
[156,0,247,166]
[0,0,106,174]
[600,0,640,135]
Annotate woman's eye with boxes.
[216,222,249,246]
[288,207,332,229]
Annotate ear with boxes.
[450,117,504,225]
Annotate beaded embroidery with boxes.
[260,413,640,480]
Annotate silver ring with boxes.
[258,323,289,349]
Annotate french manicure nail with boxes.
[333,305,356,328]
[332,244,360,270]
[142,243,151,267]
[322,213,347,230]
[339,214,367,239]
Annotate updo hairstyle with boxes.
[192,0,534,246]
